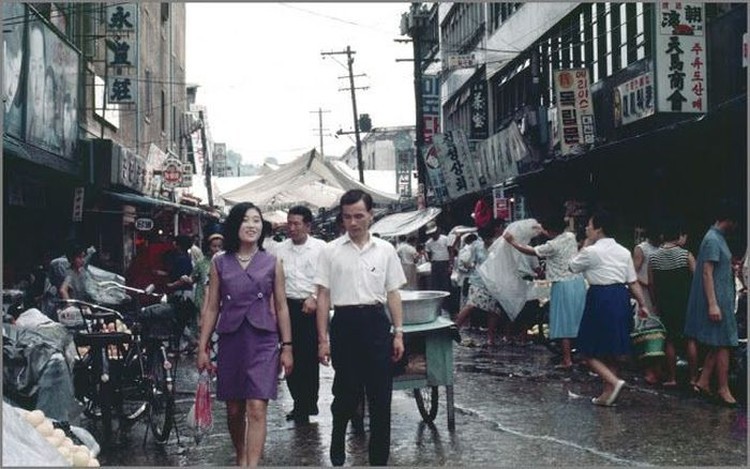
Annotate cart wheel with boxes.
[413,386,439,423]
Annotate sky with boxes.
[185,2,417,166]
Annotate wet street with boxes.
[90,323,747,467]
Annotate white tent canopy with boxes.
[369,207,442,239]
[220,149,401,212]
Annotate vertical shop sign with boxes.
[449,130,483,191]
[422,75,440,144]
[614,71,656,127]
[424,145,450,204]
[431,132,481,200]
[106,4,137,104]
[493,187,509,220]
[655,2,706,113]
[213,142,227,177]
[394,133,413,198]
[469,80,488,140]
[553,69,596,156]
[72,187,84,222]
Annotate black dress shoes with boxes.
[286,409,310,424]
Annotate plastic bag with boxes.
[478,219,542,321]
[187,370,213,444]
[1,402,69,467]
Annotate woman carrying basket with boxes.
[569,211,651,407]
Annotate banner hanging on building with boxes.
[614,71,655,127]
[553,68,596,156]
[421,75,440,144]
[424,145,450,204]
[469,80,489,140]
[476,122,526,186]
[654,2,707,113]
[106,4,137,104]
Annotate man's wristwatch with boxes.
[393,326,404,335]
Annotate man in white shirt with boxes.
[396,235,418,289]
[424,223,453,294]
[315,189,405,466]
[275,205,326,424]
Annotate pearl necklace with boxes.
[236,249,258,263]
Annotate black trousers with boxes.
[431,260,451,292]
[330,304,393,466]
[285,298,319,415]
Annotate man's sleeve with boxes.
[313,244,331,289]
[385,247,407,292]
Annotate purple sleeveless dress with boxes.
[214,250,280,401]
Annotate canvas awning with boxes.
[369,207,442,239]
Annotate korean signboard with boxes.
[106,4,137,104]
[422,75,440,144]
[553,68,596,156]
[424,145,450,204]
[655,2,707,113]
[444,53,477,71]
[492,188,510,220]
[161,158,183,188]
[115,145,147,193]
[614,71,655,127]
[476,122,526,186]
[431,131,481,200]
[469,80,488,140]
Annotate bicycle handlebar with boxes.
[56,299,125,321]
[97,281,159,296]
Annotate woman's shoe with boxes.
[605,380,626,406]
[715,397,739,409]
[691,384,713,400]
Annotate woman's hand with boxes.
[197,347,211,371]
[708,304,722,322]
[280,347,293,377]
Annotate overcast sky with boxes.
[186,2,416,165]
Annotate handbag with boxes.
[187,370,214,444]
[630,314,666,360]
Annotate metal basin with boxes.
[399,290,450,325]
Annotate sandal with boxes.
[692,384,713,400]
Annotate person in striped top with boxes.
[647,222,696,387]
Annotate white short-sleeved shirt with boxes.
[275,236,326,300]
[425,235,450,261]
[315,233,406,307]
[396,242,417,265]
[533,231,579,282]
[569,238,637,285]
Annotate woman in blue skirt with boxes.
[569,211,651,407]
[504,214,586,369]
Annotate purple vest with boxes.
[214,250,278,334]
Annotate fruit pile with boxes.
[17,408,100,467]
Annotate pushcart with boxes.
[393,315,459,430]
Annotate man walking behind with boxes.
[315,189,406,466]
[275,205,326,424]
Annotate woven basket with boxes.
[631,315,666,360]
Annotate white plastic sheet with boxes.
[1,402,69,466]
[477,219,541,320]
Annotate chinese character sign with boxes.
[655,2,707,113]
[469,80,488,140]
[106,4,137,104]
[614,71,656,127]
[422,75,440,144]
[553,69,596,156]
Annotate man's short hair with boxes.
[340,189,373,211]
[288,205,313,224]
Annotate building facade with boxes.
[2,3,208,281]
[431,2,746,250]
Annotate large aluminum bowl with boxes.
[399,290,450,325]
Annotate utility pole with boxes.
[400,3,432,205]
[309,108,330,158]
[199,110,213,208]
[321,46,366,183]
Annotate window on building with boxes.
[94,74,120,128]
[161,90,166,132]
[145,69,153,119]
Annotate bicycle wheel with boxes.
[120,345,150,423]
[413,386,439,423]
[147,347,175,443]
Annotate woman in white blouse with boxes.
[569,211,651,406]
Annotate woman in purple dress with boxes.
[198,202,293,466]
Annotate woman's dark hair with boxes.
[65,242,85,262]
[340,189,373,211]
[288,205,313,224]
[175,235,193,251]
[540,215,567,234]
[222,202,266,253]
[589,210,617,237]
[660,220,686,242]
[464,233,478,245]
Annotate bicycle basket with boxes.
[138,303,176,339]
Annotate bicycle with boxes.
[61,284,178,445]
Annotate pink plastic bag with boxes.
[187,370,213,443]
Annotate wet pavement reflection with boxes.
[89,324,747,466]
